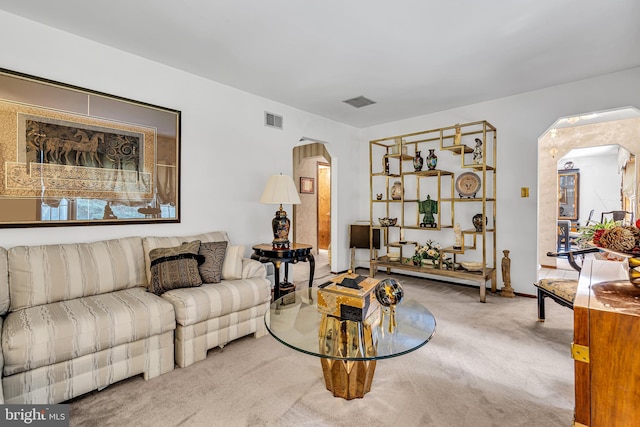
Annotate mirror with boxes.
[0,68,181,227]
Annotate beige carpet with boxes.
[68,271,574,427]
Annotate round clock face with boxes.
[456,172,482,197]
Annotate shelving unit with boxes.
[369,121,497,302]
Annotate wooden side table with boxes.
[251,243,315,301]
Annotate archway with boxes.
[537,107,640,270]
[292,142,333,276]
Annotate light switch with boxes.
[521,187,529,198]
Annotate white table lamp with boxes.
[260,174,301,249]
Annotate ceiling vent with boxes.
[342,96,376,109]
[264,112,283,129]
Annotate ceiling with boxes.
[1,0,639,128]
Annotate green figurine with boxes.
[418,195,438,228]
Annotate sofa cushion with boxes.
[149,241,205,294]
[0,247,9,316]
[199,241,228,283]
[222,245,245,280]
[160,277,271,327]
[143,231,230,286]
[8,237,146,312]
[2,287,175,376]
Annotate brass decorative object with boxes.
[374,278,404,333]
[318,313,378,399]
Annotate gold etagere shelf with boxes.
[368,120,497,302]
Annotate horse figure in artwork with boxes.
[27,128,63,164]
[71,130,104,167]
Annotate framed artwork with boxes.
[0,68,181,227]
[300,177,315,194]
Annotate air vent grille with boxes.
[265,112,283,129]
[342,96,376,108]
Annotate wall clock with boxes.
[455,172,482,198]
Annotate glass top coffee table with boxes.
[265,290,436,399]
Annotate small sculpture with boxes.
[454,125,462,146]
[103,203,117,220]
[418,195,438,228]
[375,278,404,333]
[453,223,462,249]
[501,250,515,298]
[473,138,483,164]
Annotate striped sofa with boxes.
[0,231,272,404]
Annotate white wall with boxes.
[360,67,640,295]
[3,11,640,292]
[0,11,359,273]
[559,153,621,223]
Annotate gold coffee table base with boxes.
[320,358,376,399]
[318,314,378,399]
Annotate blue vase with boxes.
[426,149,438,170]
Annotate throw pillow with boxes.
[199,241,228,283]
[221,245,245,280]
[149,240,205,294]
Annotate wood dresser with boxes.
[573,259,640,427]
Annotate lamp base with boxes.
[272,240,290,250]
[272,205,291,250]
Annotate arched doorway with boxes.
[292,142,333,280]
[537,107,640,271]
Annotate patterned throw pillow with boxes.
[149,240,205,295]
[198,241,228,283]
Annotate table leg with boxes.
[307,253,315,301]
[273,261,282,301]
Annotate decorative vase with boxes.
[426,149,438,170]
[413,151,424,171]
[391,181,402,200]
[383,155,390,175]
[472,213,487,232]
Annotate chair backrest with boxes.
[601,210,634,225]
[557,220,571,252]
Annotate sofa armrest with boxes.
[241,258,267,279]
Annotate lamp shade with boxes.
[260,174,301,205]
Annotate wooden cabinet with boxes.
[573,259,640,426]
[368,121,497,302]
[558,168,579,223]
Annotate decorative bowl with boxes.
[459,262,485,271]
[387,252,400,262]
[379,217,397,227]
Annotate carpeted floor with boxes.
[68,272,574,427]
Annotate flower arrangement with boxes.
[409,239,453,268]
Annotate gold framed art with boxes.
[0,68,181,227]
[300,177,314,194]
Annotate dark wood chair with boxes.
[535,247,600,321]
[601,210,633,225]
[557,220,571,252]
